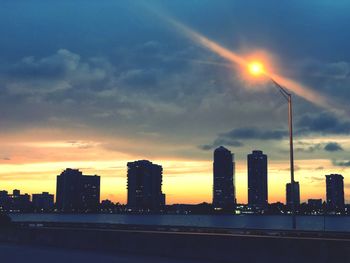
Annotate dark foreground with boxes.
[1,222,350,263]
[0,244,204,263]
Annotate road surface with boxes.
[0,243,207,263]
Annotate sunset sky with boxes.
[0,1,350,204]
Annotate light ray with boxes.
[166,17,334,110]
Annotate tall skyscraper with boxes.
[56,168,100,212]
[248,150,268,208]
[286,181,300,208]
[212,146,235,212]
[326,174,345,212]
[127,160,165,211]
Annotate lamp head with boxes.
[248,61,264,76]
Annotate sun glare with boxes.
[248,61,264,76]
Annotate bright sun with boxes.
[248,62,264,76]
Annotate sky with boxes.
[0,0,350,204]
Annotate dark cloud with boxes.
[302,60,350,80]
[296,112,350,135]
[333,160,350,167]
[200,127,286,151]
[324,142,344,152]
[295,60,350,107]
[294,141,344,153]
[295,144,321,153]
[222,127,287,140]
[2,49,108,97]
[7,49,80,80]
[199,138,243,151]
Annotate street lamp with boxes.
[248,62,297,230]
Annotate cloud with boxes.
[296,112,350,135]
[199,138,243,151]
[333,160,350,167]
[314,166,324,170]
[10,49,106,82]
[199,126,287,151]
[294,141,344,153]
[295,143,321,153]
[119,69,158,87]
[308,176,323,181]
[324,142,344,152]
[221,127,287,140]
[3,49,107,96]
[299,60,350,80]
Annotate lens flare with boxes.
[249,62,264,76]
[164,16,335,110]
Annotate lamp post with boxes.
[248,62,297,229]
[270,78,296,230]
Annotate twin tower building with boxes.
[126,147,267,212]
[213,146,268,212]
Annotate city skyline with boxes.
[0,147,347,207]
[0,1,350,205]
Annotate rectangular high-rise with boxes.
[248,150,268,208]
[213,146,235,212]
[81,175,100,212]
[32,192,54,212]
[9,189,31,212]
[0,191,10,212]
[127,160,165,211]
[1,190,31,212]
[56,168,100,212]
[286,181,300,208]
[326,174,344,212]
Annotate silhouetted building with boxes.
[212,146,235,212]
[286,181,300,208]
[56,168,100,212]
[127,160,165,211]
[0,191,10,212]
[248,150,268,208]
[81,175,100,211]
[32,192,54,212]
[267,202,286,215]
[326,174,344,212]
[13,189,20,196]
[8,190,31,212]
[308,199,322,209]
